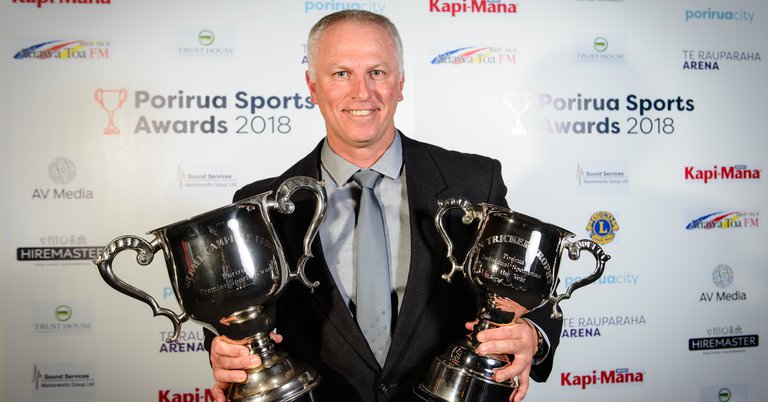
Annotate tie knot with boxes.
[352,169,383,189]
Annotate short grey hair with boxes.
[306,10,404,81]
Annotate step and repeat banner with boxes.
[2,1,766,401]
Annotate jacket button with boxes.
[378,384,390,394]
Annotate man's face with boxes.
[306,21,404,162]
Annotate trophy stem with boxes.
[227,333,320,402]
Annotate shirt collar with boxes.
[320,131,404,187]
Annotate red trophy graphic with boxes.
[94,88,128,134]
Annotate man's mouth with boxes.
[347,109,375,116]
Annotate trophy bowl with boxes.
[415,198,610,402]
[93,176,326,402]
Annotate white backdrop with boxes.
[2,1,766,401]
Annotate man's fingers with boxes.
[212,381,229,402]
[509,367,531,402]
[213,367,249,384]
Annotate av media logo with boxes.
[684,164,761,183]
[31,157,94,200]
[586,211,619,244]
[429,0,518,17]
[699,264,746,303]
[14,39,110,60]
[685,210,759,230]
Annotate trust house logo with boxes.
[176,27,236,57]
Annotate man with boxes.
[206,10,561,402]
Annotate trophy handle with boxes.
[434,198,482,282]
[272,176,327,289]
[547,239,611,319]
[93,235,188,342]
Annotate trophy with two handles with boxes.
[415,198,611,402]
[93,177,326,402]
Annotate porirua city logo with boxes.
[685,211,759,230]
[429,0,518,17]
[304,1,386,14]
[684,8,755,23]
[14,39,110,60]
[684,164,761,183]
[431,47,517,65]
[586,211,619,244]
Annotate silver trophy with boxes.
[93,176,327,402]
[415,198,610,402]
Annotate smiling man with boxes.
[206,10,562,402]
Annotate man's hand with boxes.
[209,333,283,402]
[467,320,539,402]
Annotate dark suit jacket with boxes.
[206,133,562,401]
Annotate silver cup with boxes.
[93,176,326,402]
[415,198,610,402]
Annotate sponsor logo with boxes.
[31,158,93,200]
[176,27,236,58]
[303,1,386,13]
[561,271,638,290]
[561,315,646,338]
[301,43,308,64]
[576,162,630,193]
[32,362,95,399]
[684,165,761,183]
[17,234,101,264]
[688,324,758,353]
[95,88,314,135]
[177,165,237,190]
[431,46,517,65]
[95,88,128,134]
[682,50,762,71]
[158,388,215,402]
[700,264,747,302]
[561,368,645,389]
[700,383,748,402]
[574,34,626,64]
[429,0,518,17]
[12,0,110,8]
[14,40,110,60]
[685,211,759,230]
[684,8,755,23]
[33,302,93,334]
[586,211,619,244]
[159,329,206,353]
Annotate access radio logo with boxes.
[14,40,110,60]
[684,164,761,183]
[429,0,518,17]
[561,368,645,389]
[685,211,759,230]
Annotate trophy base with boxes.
[228,350,320,402]
[414,341,516,402]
